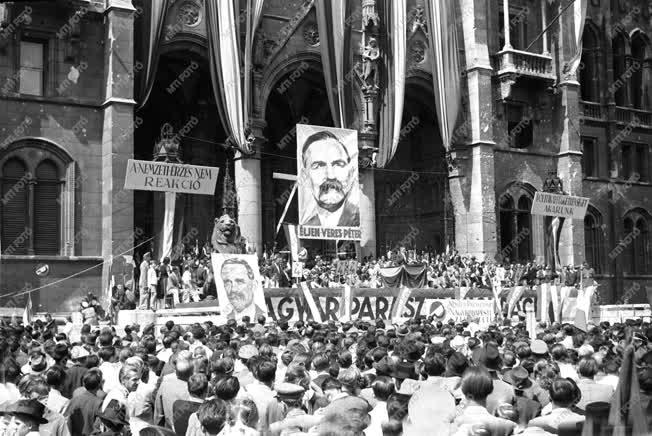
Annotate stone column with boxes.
[101,0,136,306]
[358,132,377,259]
[556,2,585,267]
[451,0,498,261]
[502,0,511,50]
[541,0,549,55]
[234,118,265,256]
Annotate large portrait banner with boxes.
[211,254,267,320]
[297,124,361,240]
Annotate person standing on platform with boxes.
[147,259,159,311]
[158,257,170,308]
[138,252,151,310]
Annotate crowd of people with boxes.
[109,244,596,315]
[0,310,650,435]
[264,249,595,290]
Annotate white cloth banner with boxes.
[425,0,461,150]
[567,0,588,76]
[160,192,175,260]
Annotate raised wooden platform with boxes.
[115,305,224,335]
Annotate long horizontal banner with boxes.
[259,287,539,324]
[124,159,219,195]
[531,192,589,219]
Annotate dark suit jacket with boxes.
[303,199,360,227]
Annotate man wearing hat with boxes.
[93,399,130,435]
[61,345,90,398]
[22,351,47,376]
[504,366,544,422]
[266,383,308,433]
[478,343,515,415]
[6,399,48,436]
[235,344,258,388]
[530,339,549,359]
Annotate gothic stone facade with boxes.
[0,0,650,313]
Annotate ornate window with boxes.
[19,40,46,96]
[630,33,648,110]
[584,207,605,274]
[612,33,628,106]
[580,25,600,102]
[621,143,649,181]
[505,102,533,149]
[623,209,651,274]
[0,140,75,256]
[582,137,598,178]
[499,188,533,262]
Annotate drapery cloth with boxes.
[380,264,427,288]
[206,0,263,153]
[315,0,353,128]
[159,192,176,261]
[424,0,461,150]
[376,0,406,167]
[135,0,169,110]
[567,0,588,76]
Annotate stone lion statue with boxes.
[211,214,245,254]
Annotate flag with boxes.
[550,284,560,323]
[506,285,526,318]
[22,293,33,326]
[559,286,575,322]
[537,283,550,324]
[299,282,322,323]
[608,343,647,435]
[339,285,353,322]
[391,286,412,324]
[491,278,502,317]
[573,284,596,332]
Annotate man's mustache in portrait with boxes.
[319,179,344,196]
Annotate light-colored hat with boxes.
[238,344,258,360]
[70,345,90,360]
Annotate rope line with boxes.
[0,234,158,301]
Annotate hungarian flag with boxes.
[22,293,33,326]
[549,284,560,323]
[573,285,597,332]
[299,281,322,323]
[506,285,526,318]
[391,286,412,324]
[491,278,502,318]
[537,283,550,324]
[339,285,353,322]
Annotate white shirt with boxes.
[367,400,388,436]
[47,388,69,415]
[147,266,158,288]
[557,362,579,382]
[0,383,20,405]
[156,348,173,365]
[99,361,122,393]
[182,270,192,287]
[597,373,619,391]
